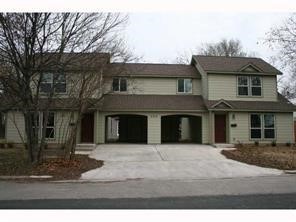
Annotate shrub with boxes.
[271,140,277,147]
[254,141,259,146]
[286,142,291,147]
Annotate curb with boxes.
[0,175,53,179]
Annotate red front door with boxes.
[81,113,94,143]
[215,114,226,143]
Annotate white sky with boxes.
[125,12,290,64]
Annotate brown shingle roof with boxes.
[205,94,296,112]
[192,55,282,74]
[104,63,201,78]
[97,94,207,111]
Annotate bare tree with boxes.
[265,13,296,100]
[0,13,131,164]
[175,38,253,64]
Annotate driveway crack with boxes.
[154,145,165,161]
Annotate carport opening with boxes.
[105,115,147,143]
[161,115,202,143]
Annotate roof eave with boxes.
[205,71,281,75]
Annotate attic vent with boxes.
[240,63,262,73]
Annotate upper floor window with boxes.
[250,113,275,140]
[0,112,6,139]
[113,78,127,92]
[178,79,192,93]
[40,73,66,94]
[237,76,262,96]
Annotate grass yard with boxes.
[222,145,296,170]
[0,148,103,180]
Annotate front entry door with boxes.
[215,114,226,143]
[81,113,94,143]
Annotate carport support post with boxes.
[147,114,161,144]
[209,111,214,144]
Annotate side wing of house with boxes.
[193,55,296,145]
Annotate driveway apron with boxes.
[81,144,282,181]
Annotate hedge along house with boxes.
[0,54,295,147]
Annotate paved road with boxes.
[1,193,296,209]
[1,175,296,200]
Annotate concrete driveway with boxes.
[81,144,283,181]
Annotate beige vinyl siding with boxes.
[5,111,75,144]
[276,113,294,143]
[208,74,277,101]
[104,77,201,95]
[202,113,209,144]
[228,112,294,144]
[97,111,105,143]
[193,62,208,99]
[147,114,161,143]
[6,112,26,143]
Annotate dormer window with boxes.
[177,79,192,93]
[237,76,262,96]
[40,73,66,94]
[112,78,127,92]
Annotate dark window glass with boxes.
[184,79,192,93]
[40,73,53,93]
[251,114,261,128]
[238,76,248,85]
[251,76,261,86]
[54,73,66,93]
[251,87,261,96]
[251,129,261,139]
[40,83,52,93]
[238,86,248,95]
[264,114,274,128]
[45,128,55,139]
[264,129,275,139]
[43,112,55,139]
[178,79,184,92]
[0,113,5,139]
[112,78,119,91]
[120,79,127,92]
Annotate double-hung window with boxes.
[112,78,127,92]
[237,76,262,96]
[178,79,192,93]
[30,112,55,139]
[250,114,275,140]
[40,73,66,93]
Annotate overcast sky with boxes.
[124,12,290,64]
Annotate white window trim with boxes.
[250,113,276,140]
[237,76,262,97]
[177,78,193,94]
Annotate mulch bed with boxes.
[222,145,296,170]
[0,148,103,180]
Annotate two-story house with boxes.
[0,54,295,146]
